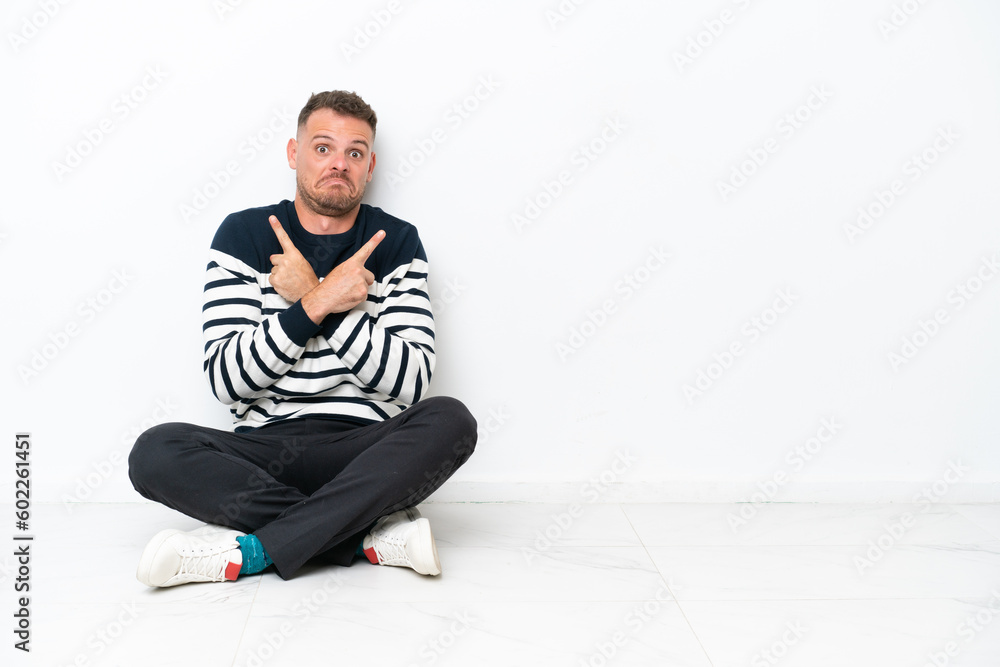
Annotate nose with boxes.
[327,152,348,172]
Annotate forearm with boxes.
[301,286,331,326]
[204,303,319,404]
[202,254,318,404]
[320,264,436,403]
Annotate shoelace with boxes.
[371,531,411,567]
[177,544,237,580]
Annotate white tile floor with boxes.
[7,501,1000,666]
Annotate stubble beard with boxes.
[297,173,367,218]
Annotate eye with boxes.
[317,146,328,154]
[350,150,362,159]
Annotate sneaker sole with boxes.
[412,518,442,576]
[136,529,181,587]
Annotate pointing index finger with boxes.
[269,215,297,253]
[352,230,385,263]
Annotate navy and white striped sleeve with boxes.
[320,232,435,406]
[201,225,318,406]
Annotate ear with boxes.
[366,151,376,183]
[287,137,297,170]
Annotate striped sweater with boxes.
[202,199,435,432]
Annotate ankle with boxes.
[236,534,273,575]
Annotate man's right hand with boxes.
[302,229,386,324]
[269,216,321,303]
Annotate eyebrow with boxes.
[311,134,370,149]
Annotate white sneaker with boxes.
[137,527,244,587]
[189,523,238,537]
[362,508,441,576]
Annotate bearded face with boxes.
[290,109,375,220]
[296,166,367,218]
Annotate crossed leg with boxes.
[128,396,477,580]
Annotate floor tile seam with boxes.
[638,542,1000,548]
[38,599,262,606]
[429,541,1000,548]
[27,601,262,608]
[616,503,650,544]
[228,575,265,667]
[620,504,716,667]
[436,541,645,548]
[244,597,705,605]
[427,544,670,553]
[240,595,1000,606]
[670,596,994,602]
[950,507,1000,542]
[417,542,1000,550]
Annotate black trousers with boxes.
[128,396,477,579]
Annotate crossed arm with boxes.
[267,215,385,323]
[203,216,435,408]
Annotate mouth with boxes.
[320,177,349,188]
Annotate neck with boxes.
[294,197,360,235]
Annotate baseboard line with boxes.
[422,481,1000,504]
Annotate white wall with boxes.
[3,0,999,506]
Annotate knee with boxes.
[127,422,192,492]
[422,396,478,459]
[433,395,477,430]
